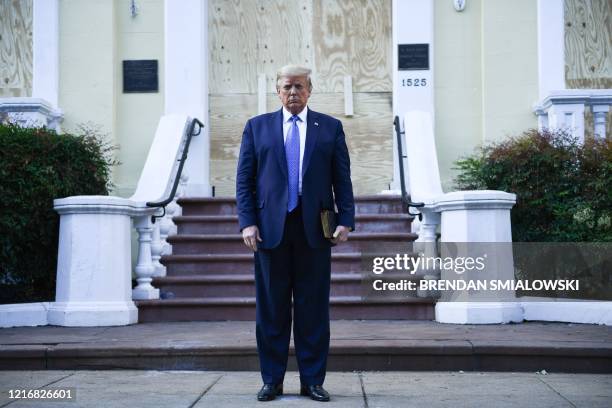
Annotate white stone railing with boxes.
[48,114,194,326]
[0,97,63,132]
[533,89,611,142]
[401,111,522,324]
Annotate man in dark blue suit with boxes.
[236,65,355,402]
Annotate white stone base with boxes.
[435,301,524,324]
[0,97,63,131]
[47,301,138,327]
[0,302,51,328]
[132,287,160,300]
[522,298,612,326]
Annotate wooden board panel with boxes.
[208,0,394,194]
[313,0,392,93]
[0,0,33,97]
[211,159,240,197]
[564,0,612,89]
[209,94,257,160]
[209,0,259,93]
[210,92,393,195]
[256,0,314,92]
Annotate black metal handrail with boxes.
[393,115,425,220]
[146,118,204,223]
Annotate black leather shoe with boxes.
[300,384,330,402]
[257,383,283,401]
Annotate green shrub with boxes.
[453,129,611,242]
[0,123,118,304]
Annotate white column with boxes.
[537,0,565,100]
[432,191,523,324]
[49,197,140,326]
[592,104,609,139]
[32,0,60,108]
[389,0,434,192]
[164,0,211,197]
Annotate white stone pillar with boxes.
[32,0,60,108]
[49,196,140,326]
[537,0,565,100]
[592,104,609,139]
[389,0,434,192]
[164,0,211,197]
[432,190,523,324]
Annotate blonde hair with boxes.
[276,65,312,90]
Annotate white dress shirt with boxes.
[282,106,307,195]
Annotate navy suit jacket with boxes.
[236,108,355,249]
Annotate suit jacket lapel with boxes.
[272,108,288,180]
[302,108,319,178]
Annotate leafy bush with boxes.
[0,123,118,304]
[453,129,611,242]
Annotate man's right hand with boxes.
[242,225,262,252]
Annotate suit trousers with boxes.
[254,200,331,386]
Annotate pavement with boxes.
[1,320,611,406]
[1,370,611,407]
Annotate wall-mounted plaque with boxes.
[123,60,158,93]
[398,44,429,71]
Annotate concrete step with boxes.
[178,195,406,216]
[173,213,414,234]
[2,321,611,372]
[135,296,435,321]
[166,232,417,255]
[152,273,423,298]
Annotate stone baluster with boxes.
[414,209,441,299]
[151,217,165,277]
[159,204,174,256]
[132,215,160,300]
[159,171,189,256]
[592,104,609,139]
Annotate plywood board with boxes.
[256,0,314,92]
[0,0,33,97]
[209,0,259,93]
[313,0,392,92]
[564,0,612,89]
[210,92,393,195]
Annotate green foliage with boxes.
[453,129,612,242]
[0,122,118,303]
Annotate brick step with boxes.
[161,253,378,275]
[135,296,436,322]
[173,213,414,234]
[178,195,406,216]
[166,232,417,255]
[152,273,423,298]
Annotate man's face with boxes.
[277,75,311,115]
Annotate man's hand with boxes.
[331,225,350,245]
[242,225,262,252]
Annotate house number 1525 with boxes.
[401,78,427,87]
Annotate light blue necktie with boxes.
[285,115,300,212]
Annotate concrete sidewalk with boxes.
[1,370,611,407]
